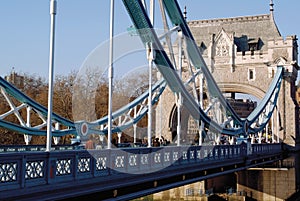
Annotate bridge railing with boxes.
[251,143,282,154]
[0,144,79,153]
[0,143,281,193]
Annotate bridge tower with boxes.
[156,3,299,148]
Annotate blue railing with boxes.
[0,144,80,153]
[251,143,282,154]
[0,143,282,195]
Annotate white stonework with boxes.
[155,11,299,147]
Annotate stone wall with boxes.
[236,168,296,200]
[155,17,299,147]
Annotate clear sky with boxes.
[0,0,299,79]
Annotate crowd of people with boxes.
[73,132,275,150]
[73,135,172,149]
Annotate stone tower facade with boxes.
[156,6,299,147]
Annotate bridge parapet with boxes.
[0,143,283,200]
[251,143,282,154]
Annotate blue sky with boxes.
[0,0,299,79]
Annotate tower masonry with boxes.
[156,6,299,147]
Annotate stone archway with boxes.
[168,104,193,144]
[218,83,266,100]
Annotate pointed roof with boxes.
[188,14,281,52]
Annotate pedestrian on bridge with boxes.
[85,136,95,150]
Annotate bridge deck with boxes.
[0,143,283,200]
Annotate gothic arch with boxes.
[168,104,192,143]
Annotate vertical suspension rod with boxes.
[147,43,155,147]
[276,106,280,143]
[46,0,57,152]
[158,0,176,68]
[133,106,137,143]
[176,31,183,146]
[107,0,115,149]
[199,73,204,145]
[150,0,154,25]
[147,0,155,147]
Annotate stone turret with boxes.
[156,2,299,148]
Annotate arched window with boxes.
[248,69,255,80]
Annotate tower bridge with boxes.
[157,1,299,148]
[0,0,299,200]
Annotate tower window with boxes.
[248,38,260,55]
[248,69,255,80]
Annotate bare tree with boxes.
[53,71,77,121]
